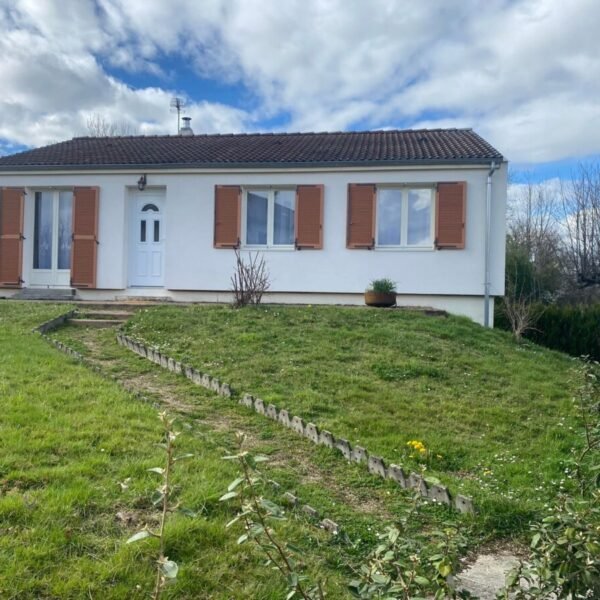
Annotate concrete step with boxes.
[73,301,158,311]
[68,318,125,328]
[13,287,77,301]
[75,310,133,320]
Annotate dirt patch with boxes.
[78,332,106,357]
[114,508,159,531]
[122,373,196,414]
[278,449,394,519]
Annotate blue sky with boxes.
[1,0,599,182]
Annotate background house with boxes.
[0,128,507,325]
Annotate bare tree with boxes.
[560,163,600,288]
[85,113,138,137]
[230,249,270,307]
[507,175,563,299]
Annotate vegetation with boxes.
[220,433,326,600]
[231,249,270,307]
[503,493,600,598]
[0,302,353,598]
[507,164,600,295]
[499,358,600,597]
[126,412,194,599]
[4,301,599,595]
[124,303,583,531]
[367,278,397,294]
[501,166,600,348]
[349,511,470,599]
[496,302,600,360]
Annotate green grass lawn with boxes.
[123,304,583,529]
[0,303,363,599]
[0,301,586,597]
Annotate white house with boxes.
[0,127,507,325]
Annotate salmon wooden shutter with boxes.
[347,184,375,249]
[214,185,241,248]
[436,182,466,249]
[295,185,323,249]
[71,186,99,288]
[0,188,25,287]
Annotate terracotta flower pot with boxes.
[365,291,397,307]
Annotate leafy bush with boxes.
[348,497,472,599]
[368,278,397,293]
[502,493,600,599]
[496,303,600,360]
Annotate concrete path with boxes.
[455,551,520,599]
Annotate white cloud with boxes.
[0,0,599,163]
[0,0,254,146]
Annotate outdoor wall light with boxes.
[137,174,147,191]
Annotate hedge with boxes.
[496,302,600,360]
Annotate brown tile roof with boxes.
[0,129,503,171]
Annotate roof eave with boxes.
[0,157,505,173]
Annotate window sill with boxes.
[241,245,296,252]
[374,246,435,252]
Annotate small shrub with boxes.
[231,249,270,307]
[220,433,324,600]
[501,293,540,341]
[125,412,194,600]
[349,494,471,599]
[501,493,600,599]
[367,278,397,293]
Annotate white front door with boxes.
[30,190,72,287]
[128,191,165,287]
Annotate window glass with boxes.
[140,220,146,242]
[407,189,432,246]
[58,191,73,269]
[142,203,159,212]
[377,188,402,245]
[154,220,160,242]
[273,190,295,245]
[246,190,269,245]
[33,191,53,269]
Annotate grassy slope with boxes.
[124,304,582,527]
[0,303,354,599]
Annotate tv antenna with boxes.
[170,97,187,133]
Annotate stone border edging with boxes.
[281,491,341,535]
[116,333,474,514]
[33,309,78,334]
[116,333,233,398]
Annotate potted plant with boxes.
[365,278,397,307]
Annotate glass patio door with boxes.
[30,190,73,287]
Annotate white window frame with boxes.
[241,186,296,250]
[375,185,435,250]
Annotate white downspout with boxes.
[484,161,500,327]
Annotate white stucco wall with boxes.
[0,162,507,320]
